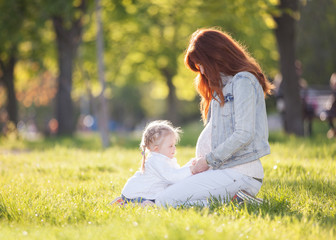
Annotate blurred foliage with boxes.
[0,0,335,132]
[73,0,279,125]
[297,0,336,85]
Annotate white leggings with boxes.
[155,168,262,207]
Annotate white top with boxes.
[121,152,192,199]
[196,120,264,179]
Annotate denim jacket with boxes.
[205,71,270,169]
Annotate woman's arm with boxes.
[206,76,257,168]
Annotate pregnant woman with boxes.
[155,28,273,207]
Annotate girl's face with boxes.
[155,133,176,159]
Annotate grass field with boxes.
[0,121,335,239]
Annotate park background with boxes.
[0,0,336,142]
[0,0,336,239]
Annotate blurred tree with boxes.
[0,0,27,126]
[108,0,278,124]
[0,49,17,125]
[78,0,200,125]
[1,0,287,136]
[95,0,110,147]
[273,0,304,136]
[125,0,200,124]
[43,0,90,135]
[75,0,145,130]
[109,83,145,129]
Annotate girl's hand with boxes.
[189,159,197,173]
[184,158,196,168]
[191,157,209,174]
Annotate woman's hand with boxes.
[191,157,209,174]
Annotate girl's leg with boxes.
[155,169,262,207]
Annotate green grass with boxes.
[0,121,335,239]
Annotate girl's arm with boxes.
[182,158,197,167]
[149,159,192,184]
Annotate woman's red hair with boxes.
[184,28,273,123]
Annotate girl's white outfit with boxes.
[121,152,192,200]
[155,72,270,207]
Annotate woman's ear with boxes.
[199,65,205,75]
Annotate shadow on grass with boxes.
[258,178,336,227]
[179,177,336,228]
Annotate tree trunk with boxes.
[0,52,18,125]
[52,2,86,135]
[161,68,179,124]
[53,21,75,135]
[274,0,304,136]
[95,0,110,148]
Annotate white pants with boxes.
[155,168,262,207]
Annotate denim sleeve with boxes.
[206,76,256,168]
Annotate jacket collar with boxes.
[213,73,232,99]
[220,72,232,87]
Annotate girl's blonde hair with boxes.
[140,120,181,172]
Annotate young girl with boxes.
[110,120,193,206]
